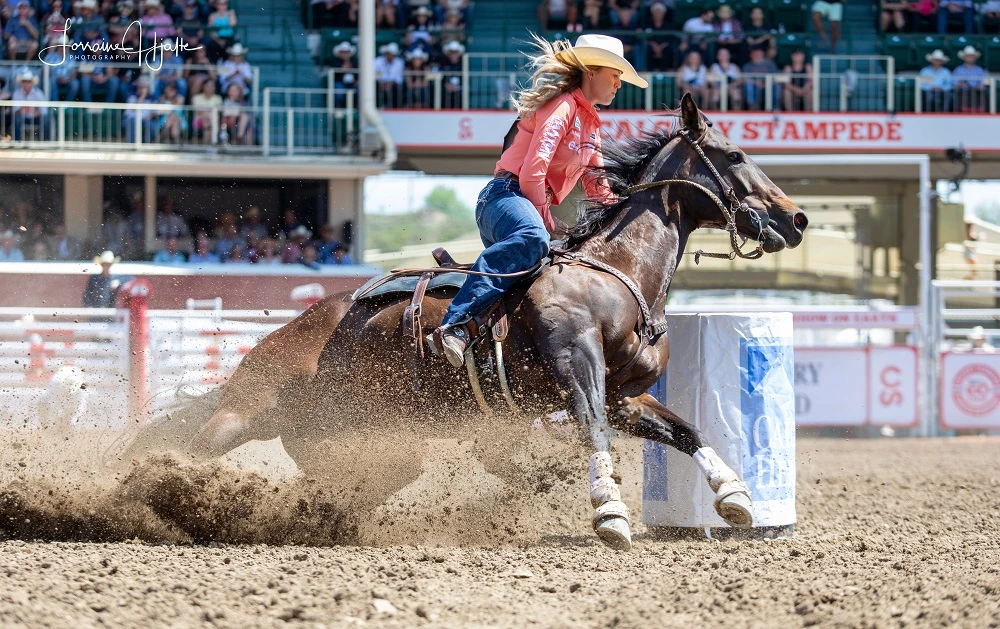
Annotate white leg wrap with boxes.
[693,447,740,492]
[591,499,630,528]
[588,452,621,508]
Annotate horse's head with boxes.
[671,93,808,253]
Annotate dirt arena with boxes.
[0,434,998,628]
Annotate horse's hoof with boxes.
[595,515,633,551]
[715,490,754,529]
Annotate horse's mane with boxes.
[565,123,679,249]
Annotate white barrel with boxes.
[642,313,796,535]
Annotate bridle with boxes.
[619,128,765,263]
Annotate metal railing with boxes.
[0,89,358,156]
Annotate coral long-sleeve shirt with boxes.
[495,88,612,232]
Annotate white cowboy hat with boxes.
[290,225,312,239]
[227,42,248,56]
[925,49,949,63]
[412,6,432,16]
[443,40,465,54]
[93,250,121,265]
[16,69,38,84]
[333,41,356,55]
[556,34,648,88]
[76,0,98,8]
[970,325,986,340]
[958,45,981,60]
[406,49,428,61]
[143,0,161,6]
[379,42,400,56]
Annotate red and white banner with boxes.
[939,352,1000,429]
[794,346,918,427]
[382,111,1000,153]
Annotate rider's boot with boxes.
[427,324,469,367]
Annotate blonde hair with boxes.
[512,34,590,116]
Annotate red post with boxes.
[118,279,152,423]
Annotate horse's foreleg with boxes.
[188,408,281,459]
[612,393,753,529]
[545,331,632,550]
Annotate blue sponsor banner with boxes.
[642,440,669,503]
[740,338,796,502]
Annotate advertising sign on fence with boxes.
[794,346,918,427]
[939,352,1000,429]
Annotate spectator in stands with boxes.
[538,0,580,31]
[186,47,216,105]
[782,48,812,111]
[938,0,973,33]
[609,0,639,28]
[578,0,604,30]
[715,5,745,64]
[708,47,742,110]
[678,51,708,108]
[49,223,81,260]
[811,1,842,51]
[44,37,81,103]
[220,82,253,144]
[156,196,190,239]
[313,225,340,262]
[154,46,188,99]
[255,238,280,264]
[330,41,358,107]
[140,0,176,47]
[154,82,187,143]
[82,250,121,307]
[207,0,237,63]
[23,222,46,252]
[176,0,205,50]
[960,326,996,352]
[189,79,220,143]
[881,0,909,33]
[226,243,249,263]
[330,243,354,264]
[438,0,469,25]
[153,236,186,264]
[405,6,435,55]
[11,70,47,142]
[376,0,399,28]
[72,0,106,43]
[4,1,39,61]
[919,49,952,112]
[742,45,779,111]
[680,8,715,59]
[983,1,1000,33]
[952,46,987,112]
[313,0,355,28]
[79,40,122,104]
[375,42,405,108]
[280,209,302,238]
[0,230,24,261]
[439,41,464,109]
[218,42,252,96]
[745,7,776,60]
[124,77,156,142]
[281,225,311,263]
[29,239,50,261]
[188,235,219,264]
[239,206,268,242]
[644,3,675,72]
[299,244,321,270]
[910,0,937,31]
[404,49,431,108]
[108,0,137,47]
[214,222,240,260]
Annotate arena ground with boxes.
[0,435,997,628]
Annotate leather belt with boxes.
[496,169,518,181]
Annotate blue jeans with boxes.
[441,175,550,327]
[81,75,120,103]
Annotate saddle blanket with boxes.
[352,271,468,302]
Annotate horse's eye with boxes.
[727,152,742,163]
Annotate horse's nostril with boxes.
[793,212,808,231]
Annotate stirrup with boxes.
[431,325,468,367]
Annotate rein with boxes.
[620,129,765,264]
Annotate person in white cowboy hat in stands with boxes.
[330,40,358,106]
[919,49,952,112]
[966,326,996,353]
[374,41,405,107]
[952,45,988,112]
[404,48,431,108]
[439,40,465,109]
[219,42,253,95]
[429,33,648,367]
[11,69,47,141]
[82,251,124,308]
[0,230,25,262]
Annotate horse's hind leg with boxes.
[611,392,753,529]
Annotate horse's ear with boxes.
[680,92,706,134]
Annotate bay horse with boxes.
[126,94,808,550]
